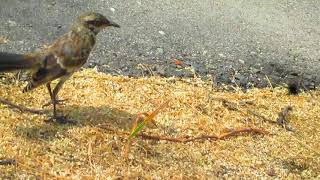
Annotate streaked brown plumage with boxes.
[0,12,120,123]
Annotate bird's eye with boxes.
[87,20,103,26]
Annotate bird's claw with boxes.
[45,115,77,125]
[42,99,68,108]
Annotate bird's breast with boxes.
[52,29,97,72]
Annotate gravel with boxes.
[0,0,319,90]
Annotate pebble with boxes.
[218,53,226,58]
[156,47,164,55]
[158,31,165,35]
[154,65,165,76]
[203,50,208,56]
[250,51,257,55]
[8,20,17,27]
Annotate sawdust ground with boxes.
[0,69,319,179]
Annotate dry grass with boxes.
[0,69,319,179]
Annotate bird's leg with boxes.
[42,99,68,108]
[42,82,68,108]
[45,83,56,117]
[45,78,76,124]
[45,83,61,122]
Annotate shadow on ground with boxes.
[14,105,135,141]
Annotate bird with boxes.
[0,12,120,123]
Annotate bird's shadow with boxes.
[14,104,136,141]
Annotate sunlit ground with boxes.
[0,69,319,179]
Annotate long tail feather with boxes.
[0,52,37,72]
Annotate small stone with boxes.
[301,170,312,178]
[154,65,166,76]
[8,20,17,27]
[203,50,208,55]
[238,59,245,64]
[191,63,204,73]
[250,51,257,55]
[25,23,33,28]
[218,53,226,58]
[0,37,9,44]
[156,47,164,55]
[158,31,165,35]
[110,8,115,12]
[266,168,276,177]
[251,67,261,74]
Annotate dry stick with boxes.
[138,127,268,142]
[211,97,275,124]
[248,106,294,131]
[0,98,46,114]
[265,75,273,89]
[100,125,268,143]
[217,127,268,139]
[207,97,293,131]
[137,133,218,142]
[247,110,278,124]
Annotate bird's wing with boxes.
[23,28,95,93]
[50,29,95,72]
[23,63,69,93]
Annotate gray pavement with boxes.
[0,0,319,89]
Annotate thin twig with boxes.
[247,110,278,124]
[248,106,294,131]
[138,127,267,142]
[99,125,268,143]
[265,75,273,89]
[138,133,219,142]
[0,98,46,114]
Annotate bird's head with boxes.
[76,12,120,34]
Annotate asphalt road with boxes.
[0,0,319,90]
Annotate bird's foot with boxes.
[45,115,77,125]
[42,99,68,108]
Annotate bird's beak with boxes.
[108,20,120,28]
